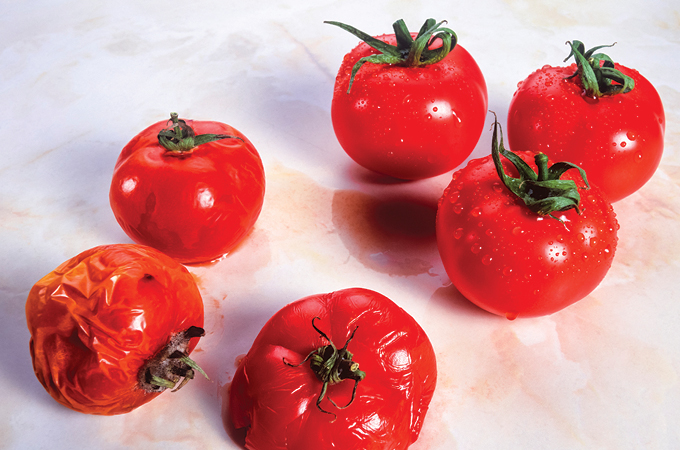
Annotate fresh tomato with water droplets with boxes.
[110,113,265,264]
[507,40,665,202]
[436,115,618,318]
[228,287,437,450]
[25,244,206,415]
[327,18,487,180]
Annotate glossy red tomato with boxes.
[110,113,265,264]
[436,117,618,318]
[228,287,437,450]
[328,19,488,180]
[26,244,205,415]
[507,41,665,202]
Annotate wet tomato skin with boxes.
[110,118,265,264]
[26,244,204,415]
[331,33,488,180]
[229,287,437,450]
[436,153,618,318]
[507,63,665,202]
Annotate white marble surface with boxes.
[2,1,679,449]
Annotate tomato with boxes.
[109,113,266,264]
[507,40,665,202]
[328,18,488,180]
[228,287,437,450]
[25,244,206,415]
[436,115,618,318]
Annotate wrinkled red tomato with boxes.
[110,113,265,264]
[437,115,618,318]
[26,244,206,415]
[228,287,437,450]
[507,41,665,202]
[328,18,488,180]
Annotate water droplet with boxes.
[626,131,637,141]
[512,226,523,236]
[485,228,494,237]
[577,233,586,241]
[620,141,627,148]
[426,114,432,120]
[590,237,599,247]
[432,106,438,112]
[471,243,482,254]
[635,152,643,162]
[505,312,518,320]
[503,267,513,277]
[492,182,503,193]
[471,207,482,218]
[453,203,463,214]
[482,255,492,265]
[582,254,589,261]
[454,228,464,239]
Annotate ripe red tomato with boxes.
[436,116,619,318]
[109,113,266,264]
[507,41,665,202]
[228,287,437,450]
[26,244,206,415]
[328,18,488,180]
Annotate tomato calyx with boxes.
[490,113,589,222]
[283,317,366,420]
[138,326,209,393]
[563,40,635,98]
[157,112,242,155]
[325,18,457,93]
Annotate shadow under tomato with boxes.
[331,189,440,277]
[221,381,247,449]
[430,284,494,319]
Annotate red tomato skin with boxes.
[331,34,488,180]
[229,288,437,450]
[25,244,204,415]
[436,153,618,318]
[109,119,265,264]
[507,63,665,202]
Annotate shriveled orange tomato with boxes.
[26,244,206,415]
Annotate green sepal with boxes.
[157,112,242,153]
[564,40,635,97]
[490,113,589,222]
[325,18,457,93]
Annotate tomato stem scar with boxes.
[283,317,366,420]
[157,112,243,154]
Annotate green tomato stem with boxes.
[283,317,366,420]
[157,112,242,153]
[563,40,635,97]
[490,112,589,222]
[325,18,458,93]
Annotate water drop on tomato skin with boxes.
[454,228,464,239]
[505,312,519,320]
[482,255,492,265]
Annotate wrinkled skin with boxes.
[229,288,437,450]
[437,152,619,318]
[331,33,488,180]
[110,118,265,264]
[26,244,204,415]
[507,63,665,202]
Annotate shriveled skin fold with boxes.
[25,244,204,415]
[229,287,437,450]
